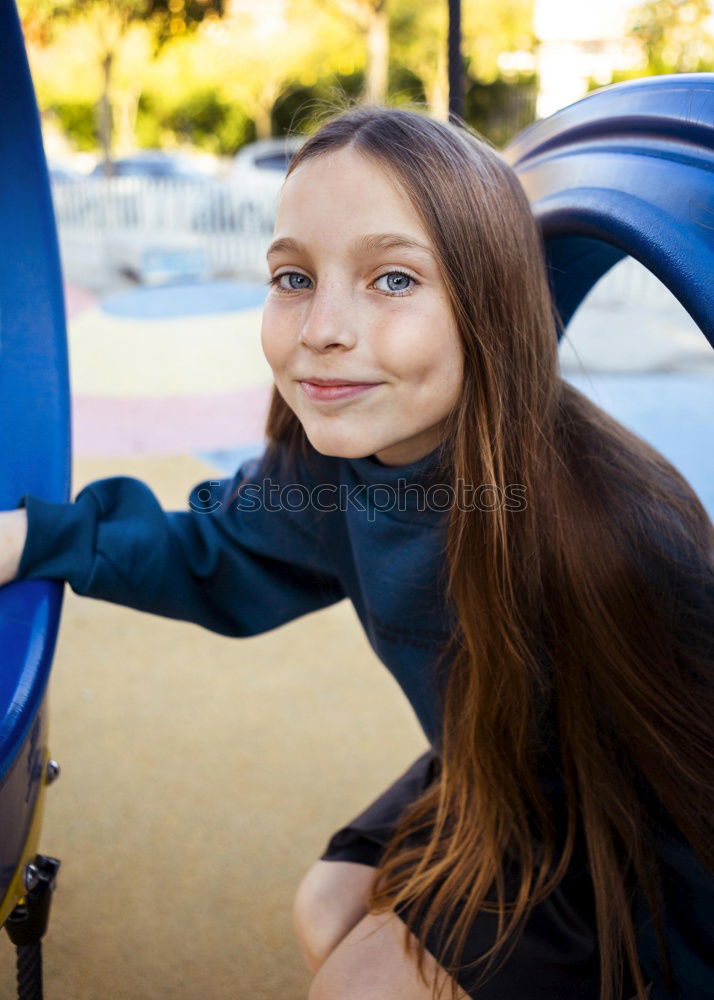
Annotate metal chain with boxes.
[15,942,43,1000]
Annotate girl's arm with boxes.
[3,449,345,637]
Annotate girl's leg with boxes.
[293,859,377,973]
[307,911,470,1000]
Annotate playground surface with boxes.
[0,276,711,998]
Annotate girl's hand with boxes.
[0,509,28,586]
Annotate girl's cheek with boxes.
[260,314,287,367]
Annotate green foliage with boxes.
[464,73,537,149]
[273,85,326,136]
[387,65,427,108]
[19,0,225,45]
[23,0,540,155]
[134,101,162,148]
[272,66,429,140]
[47,101,98,150]
[144,0,226,45]
[273,72,367,136]
[390,0,535,86]
[626,0,714,74]
[138,90,256,153]
[146,0,225,22]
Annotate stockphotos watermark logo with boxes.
[189,478,526,522]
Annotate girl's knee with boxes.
[306,911,466,1000]
[293,860,376,974]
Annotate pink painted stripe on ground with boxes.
[65,283,98,319]
[72,385,272,457]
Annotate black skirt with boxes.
[320,750,649,1000]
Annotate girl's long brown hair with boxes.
[264,103,714,1000]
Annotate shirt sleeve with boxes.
[14,448,346,638]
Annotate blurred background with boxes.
[1,3,712,998]
[18,0,714,289]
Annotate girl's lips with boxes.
[298,381,380,402]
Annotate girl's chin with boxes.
[302,428,382,461]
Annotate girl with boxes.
[1,105,712,1000]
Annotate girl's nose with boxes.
[298,288,357,352]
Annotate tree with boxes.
[390,0,534,120]
[182,0,361,139]
[19,0,225,162]
[626,0,714,74]
[316,0,389,105]
[461,0,534,83]
[19,0,225,42]
[391,0,448,117]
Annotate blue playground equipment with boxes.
[502,73,714,344]
[0,0,69,994]
[0,0,712,988]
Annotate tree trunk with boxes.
[253,103,273,139]
[364,2,388,106]
[116,84,142,156]
[425,43,449,121]
[97,51,114,172]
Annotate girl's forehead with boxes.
[289,145,387,181]
[276,148,428,242]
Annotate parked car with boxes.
[191,137,304,234]
[90,150,210,181]
[227,136,304,181]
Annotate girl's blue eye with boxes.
[268,272,312,292]
[374,271,417,295]
[267,269,417,296]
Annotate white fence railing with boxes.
[51,176,281,281]
[51,177,688,310]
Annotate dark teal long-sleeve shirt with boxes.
[13,440,713,1000]
[17,442,455,740]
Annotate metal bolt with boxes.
[23,864,40,893]
[46,760,61,785]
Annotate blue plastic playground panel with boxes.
[0,0,69,908]
[503,74,714,344]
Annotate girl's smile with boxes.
[297,379,382,402]
[261,146,464,467]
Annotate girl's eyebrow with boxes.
[266,232,435,261]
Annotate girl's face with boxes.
[261,146,464,467]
